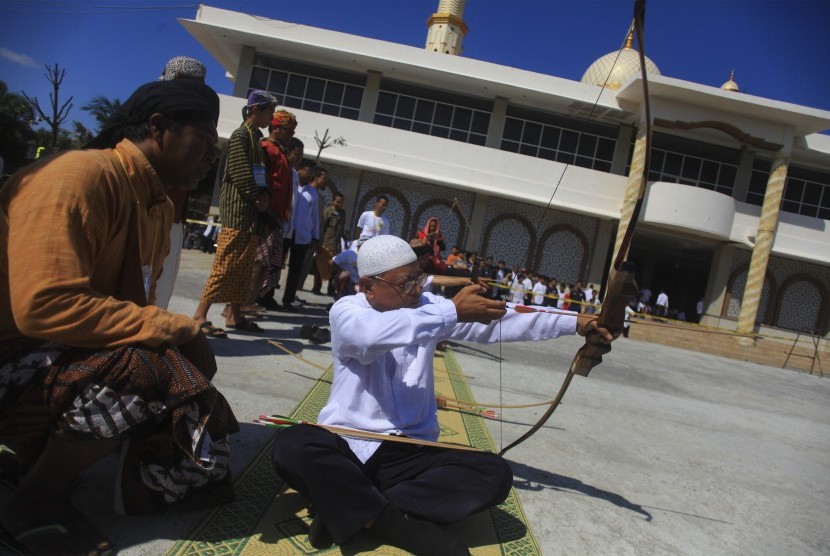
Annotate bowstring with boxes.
[498,16,641,454]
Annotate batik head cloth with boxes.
[247,90,277,108]
[271,110,297,129]
[159,56,206,81]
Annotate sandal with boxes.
[198,321,228,339]
[3,513,113,556]
[226,319,264,333]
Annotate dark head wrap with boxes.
[86,80,220,149]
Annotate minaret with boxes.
[425,0,468,55]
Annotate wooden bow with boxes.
[499,0,652,456]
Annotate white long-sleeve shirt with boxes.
[319,292,577,462]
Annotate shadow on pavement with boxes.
[507,460,653,521]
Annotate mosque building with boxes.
[180,2,830,338]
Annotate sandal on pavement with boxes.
[4,513,114,556]
[198,321,228,339]
[226,319,264,332]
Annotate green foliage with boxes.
[0,81,36,178]
[81,95,121,133]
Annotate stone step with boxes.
[627,317,828,375]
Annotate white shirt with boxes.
[356,210,389,246]
[532,281,547,305]
[508,276,527,304]
[320,292,577,462]
[656,292,669,308]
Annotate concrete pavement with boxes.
[55,249,830,555]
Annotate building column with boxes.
[736,147,791,338]
[466,193,490,253]
[358,71,382,124]
[342,167,364,233]
[610,124,634,176]
[700,243,738,328]
[587,219,614,286]
[485,97,508,149]
[732,148,755,202]
[610,122,649,277]
[232,46,256,98]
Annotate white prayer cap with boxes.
[357,236,417,277]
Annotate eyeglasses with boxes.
[372,272,428,295]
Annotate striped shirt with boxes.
[219,122,265,235]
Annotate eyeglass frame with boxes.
[371,272,428,295]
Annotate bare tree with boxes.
[22,63,74,151]
[313,128,346,164]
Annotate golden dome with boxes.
[721,70,740,92]
[580,32,661,90]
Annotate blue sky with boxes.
[2,0,829,133]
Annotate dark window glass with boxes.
[595,161,612,173]
[305,78,325,101]
[469,134,487,146]
[392,118,411,130]
[575,156,593,169]
[650,149,665,172]
[540,127,560,149]
[431,126,450,138]
[556,152,575,165]
[664,152,682,176]
[452,108,472,131]
[503,118,523,141]
[697,181,714,190]
[324,82,344,105]
[782,200,800,213]
[577,134,597,157]
[819,207,830,219]
[341,108,360,120]
[596,138,615,161]
[321,104,340,116]
[250,67,269,90]
[784,179,805,202]
[519,143,537,156]
[800,204,818,218]
[718,165,737,188]
[434,104,453,126]
[412,122,431,135]
[682,158,701,181]
[376,92,397,115]
[471,112,490,135]
[268,71,288,94]
[286,74,307,98]
[538,148,557,161]
[395,96,416,119]
[559,130,578,153]
[414,100,435,123]
[303,100,321,112]
[746,193,763,206]
[522,122,542,145]
[374,114,393,127]
[449,129,468,142]
[648,170,661,181]
[283,96,303,109]
[700,161,719,184]
[749,171,768,194]
[343,86,364,108]
[501,140,519,153]
[803,183,822,206]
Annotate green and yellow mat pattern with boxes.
[168,350,541,555]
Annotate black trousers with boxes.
[271,424,513,544]
[281,235,309,305]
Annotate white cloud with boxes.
[0,47,39,68]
